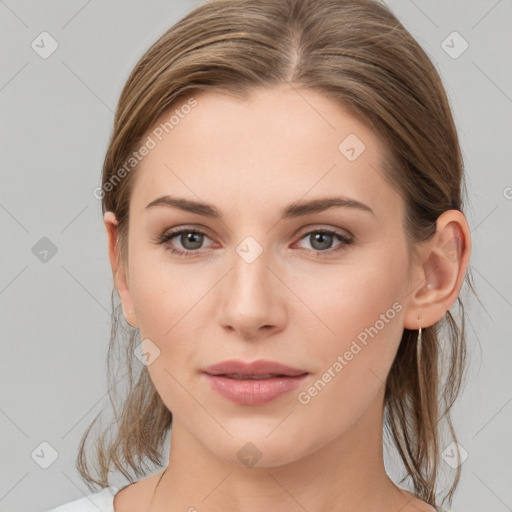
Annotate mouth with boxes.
[218,373,298,380]
[202,359,309,405]
[202,358,308,377]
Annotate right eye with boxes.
[156,228,214,256]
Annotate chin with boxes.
[203,426,312,469]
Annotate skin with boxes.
[105,84,471,512]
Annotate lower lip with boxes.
[204,373,308,405]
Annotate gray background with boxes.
[1,1,511,511]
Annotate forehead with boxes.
[130,85,402,222]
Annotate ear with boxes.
[403,209,471,330]
[103,211,139,328]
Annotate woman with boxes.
[48,0,474,510]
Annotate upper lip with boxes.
[203,359,308,377]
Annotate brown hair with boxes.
[78,0,477,508]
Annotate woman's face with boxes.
[113,84,420,466]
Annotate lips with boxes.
[222,373,284,380]
[202,359,309,405]
[202,359,308,377]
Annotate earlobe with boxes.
[404,209,471,330]
[103,211,139,329]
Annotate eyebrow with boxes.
[145,195,375,219]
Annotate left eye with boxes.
[295,229,353,252]
[156,228,353,256]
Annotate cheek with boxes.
[292,281,405,446]
[129,259,207,414]
[294,256,405,346]
[125,251,199,395]
[128,244,210,331]
[292,253,407,413]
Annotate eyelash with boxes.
[155,227,354,258]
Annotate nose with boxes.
[216,246,286,341]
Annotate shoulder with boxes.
[45,486,119,512]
